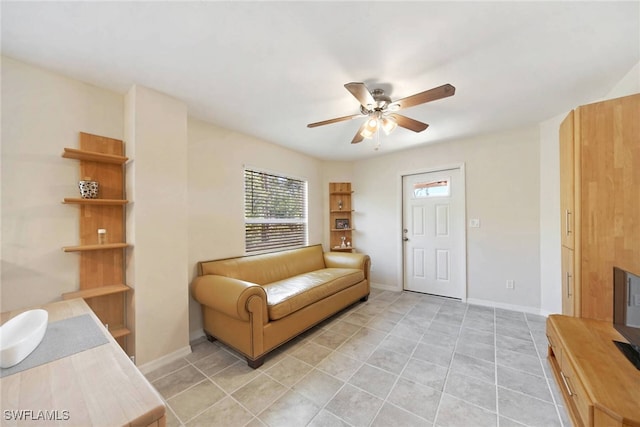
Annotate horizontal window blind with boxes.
[244,169,307,253]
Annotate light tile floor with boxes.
[145,289,571,426]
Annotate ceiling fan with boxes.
[307,82,456,145]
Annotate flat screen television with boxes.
[613,266,640,370]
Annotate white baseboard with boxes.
[370,282,401,292]
[466,298,545,316]
[137,345,192,375]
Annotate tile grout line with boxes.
[248,289,401,427]
[364,294,429,426]
[174,352,257,426]
[528,315,568,427]
[324,291,409,426]
[153,291,564,427]
[431,300,469,426]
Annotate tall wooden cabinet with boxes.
[61,132,132,353]
[559,110,579,317]
[559,93,640,321]
[329,182,355,252]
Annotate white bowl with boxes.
[0,309,48,368]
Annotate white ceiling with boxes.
[2,1,639,160]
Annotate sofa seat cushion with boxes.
[264,268,365,320]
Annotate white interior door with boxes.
[403,168,466,299]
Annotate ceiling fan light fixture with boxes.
[360,115,379,138]
[381,117,398,135]
[360,127,375,139]
[366,117,378,129]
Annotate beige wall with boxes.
[1,57,124,311]
[125,85,190,367]
[187,117,325,337]
[329,127,542,311]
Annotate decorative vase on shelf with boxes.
[338,200,343,210]
[78,179,99,199]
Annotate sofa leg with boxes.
[247,356,265,369]
[360,294,369,302]
[205,333,217,343]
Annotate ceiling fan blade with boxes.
[351,122,367,144]
[344,82,375,110]
[391,84,456,110]
[390,114,429,133]
[307,113,362,128]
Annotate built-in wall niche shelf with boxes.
[331,247,356,252]
[62,147,128,164]
[63,198,128,206]
[62,243,130,253]
[61,132,132,353]
[329,182,356,252]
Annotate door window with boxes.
[412,179,450,198]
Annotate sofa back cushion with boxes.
[199,244,326,285]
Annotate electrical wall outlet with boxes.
[506,280,515,289]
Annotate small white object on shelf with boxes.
[0,309,48,368]
[98,228,107,245]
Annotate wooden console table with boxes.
[0,299,165,427]
[547,315,640,427]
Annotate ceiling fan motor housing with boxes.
[361,88,392,114]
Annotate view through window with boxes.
[244,168,308,253]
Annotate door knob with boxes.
[403,237,409,241]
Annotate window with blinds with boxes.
[244,168,308,253]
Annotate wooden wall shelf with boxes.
[63,243,130,252]
[62,147,128,164]
[63,198,128,205]
[110,327,131,339]
[329,182,355,252]
[62,132,131,352]
[62,284,131,300]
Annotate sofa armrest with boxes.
[323,252,371,280]
[191,275,268,323]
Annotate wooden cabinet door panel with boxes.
[562,246,575,316]
[560,111,575,249]
[579,94,640,321]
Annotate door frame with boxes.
[398,163,468,301]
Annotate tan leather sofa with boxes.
[191,244,370,368]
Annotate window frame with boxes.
[243,167,308,254]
